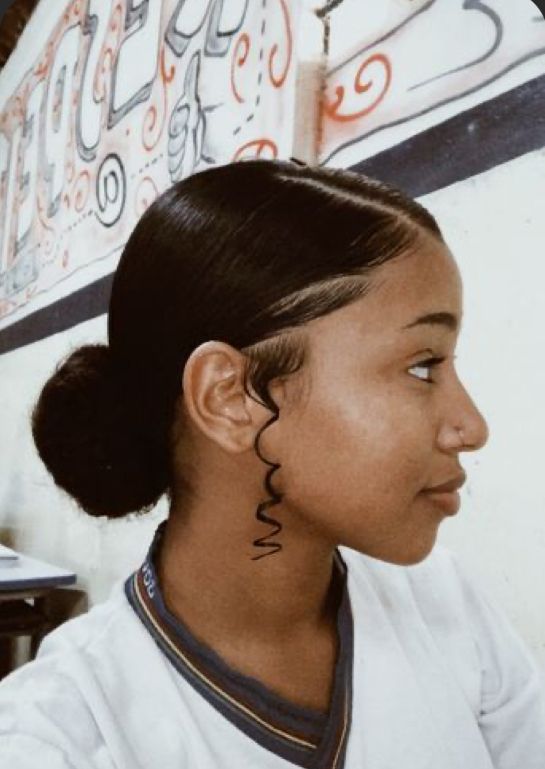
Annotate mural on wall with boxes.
[0,0,300,331]
[320,0,545,166]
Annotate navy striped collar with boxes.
[125,521,353,768]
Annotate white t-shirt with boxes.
[0,522,544,769]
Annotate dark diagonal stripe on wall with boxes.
[1,72,545,354]
[0,272,114,354]
[349,72,545,197]
[0,0,17,23]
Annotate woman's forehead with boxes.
[306,242,462,355]
[370,245,461,323]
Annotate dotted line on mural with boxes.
[35,145,160,245]
[65,209,94,235]
[35,209,94,254]
[130,153,164,180]
[233,0,267,136]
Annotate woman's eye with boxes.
[408,356,446,384]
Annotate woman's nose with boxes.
[458,397,489,451]
[439,380,490,452]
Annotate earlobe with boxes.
[181,341,259,453]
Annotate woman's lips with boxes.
[424,473,466,494]
[421,473,466,515]
[422,489,461,515]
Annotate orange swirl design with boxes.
[73,170,90,212]
[161,46,176,84]
[143,48,172,153]
[111,2,123,34]
[134,176,159,217]
[232,138,278,161]
[268,0,292,88]
[231,33,250,103]
[324,53,392,123]
[142,104,159,151]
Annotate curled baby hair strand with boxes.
[240,329,308,560]
[30,159,445,553]
[250,410,283,561]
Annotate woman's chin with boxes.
[346,530,439,566]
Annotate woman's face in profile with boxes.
[268,235,490,565]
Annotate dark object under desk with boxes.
[0,549,76,678]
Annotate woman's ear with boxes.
[181,341,267,454]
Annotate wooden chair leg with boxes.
[29,596,50,660]
[0,637,13,680]
[29,632,42,660]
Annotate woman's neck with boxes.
[156,495,340,649]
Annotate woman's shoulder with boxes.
[0,576,147,702]
[337,541,517,663]
[52,577,131,642]
[0,577,133,697]
[0,578,132,765]
[340,540,545,703]
[0,574,171,765]
[337,540,531,646]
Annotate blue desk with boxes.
[0,545,76,591]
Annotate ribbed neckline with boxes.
[125,520,353,768]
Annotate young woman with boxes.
[0,160,543,769]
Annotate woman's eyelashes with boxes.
[408,356,447,384]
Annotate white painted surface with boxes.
[321,0,545,166]
[422,148,545,669]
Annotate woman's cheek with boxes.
[277,382,430,500]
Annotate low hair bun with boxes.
[30,344,168,518]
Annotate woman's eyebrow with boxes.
[401,312,459,332]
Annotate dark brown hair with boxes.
[31,159,443,558]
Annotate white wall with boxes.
[0,0,544,670]
[422,148,545,667]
